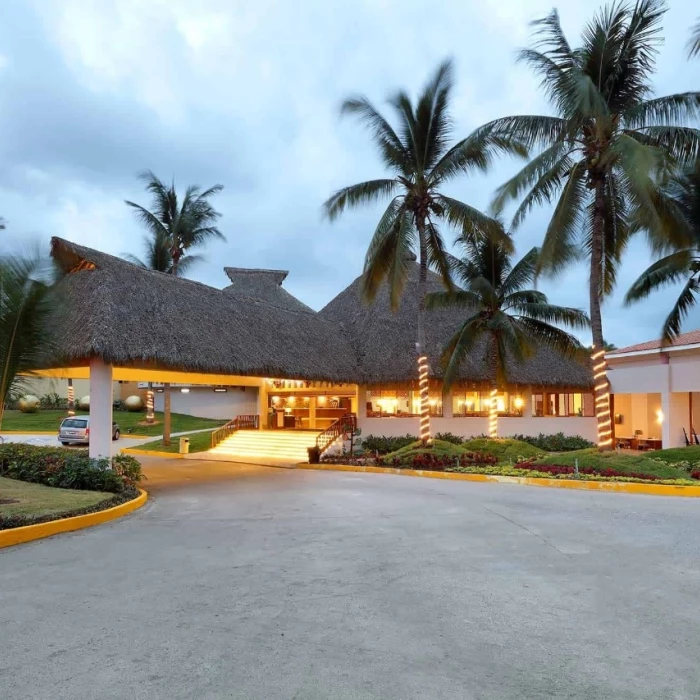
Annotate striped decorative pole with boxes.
[418,354,431,442]
[146,383,155,424]
[489,388,498,438]
[67,379,75,416]
[592,346,612,448]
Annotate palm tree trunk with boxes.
[590,180,612,451]
[416,220,431,443]
[163,383,172,446]
[489,339,498,439]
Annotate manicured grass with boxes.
[0,476,111,519]
[648,446,700,464]
[536,449,689,480]
[462,438,543,462]
[133,430,215,454]
[0,410,227,436]
[384,439,467,460]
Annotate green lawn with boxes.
[133,430,216,454]
[462,438,543,462]
[536,449,689,480]
[0,476,111,519]
[0,410,227,436]
[648,446,700,464]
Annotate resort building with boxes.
[33,238,597,459]
[607,331,700,449]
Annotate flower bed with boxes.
[379,450,498,471]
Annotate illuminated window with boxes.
[366,390,442,417]
[452,391,517,416]
[532,392,594,417]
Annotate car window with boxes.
[62,419,88,428]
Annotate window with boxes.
[452,392,524,417]
[62,419,87,428]
[366,390,442,417]
[532,392,594,417]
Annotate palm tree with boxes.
[0,252,55,430]
[125,171,224,276]
[323,59,524,441]
[625,165,700,341]
[427,237,589,437]
[689,18,700,58]
[122,229,204,276]
[126,171,225,443]
[473,0,700,448]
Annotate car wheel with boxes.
[113,430,120,441]
[60,442,70,446]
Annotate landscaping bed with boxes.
[0,409,226,436]
[132,430,214,454]
[322,437,700,485]
[0,443,144,530]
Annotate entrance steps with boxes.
[204,429,320,467]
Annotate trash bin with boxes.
[179,437,190,454]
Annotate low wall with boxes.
[357,416,598,442]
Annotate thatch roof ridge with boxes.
[319,263,593,389]
[47,237,357,381]
[224,267,288,285]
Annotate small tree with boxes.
[0,253,55,430]
[428,236,589,437]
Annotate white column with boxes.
[89,357,113,459]
[662,391,688,448]
[442,389,453,419]
[256,380,268,429]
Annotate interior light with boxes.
[180,388,190,394]
[514,397,524,409]
[656,409,664,424]
[214,388,227,393]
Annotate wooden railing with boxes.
[316,414,356,454]
[210,414,259,449]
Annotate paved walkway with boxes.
[2,460,700,699]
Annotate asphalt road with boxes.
[2,463,700,700]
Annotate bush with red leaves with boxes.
[515,461,661,481]
[380,450,498,471]
[691,470,700,480]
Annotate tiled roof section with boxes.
[607,329,700,355]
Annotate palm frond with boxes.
[322,179,398,221]
[514,317,585,359]
[470,115,567,151]
[625,126,700,168]
[623,93,700,128]
[624,250,697,304]
[499,247,539,297]
[441,312,484,388]
[436,195,512,251]
[414,59,454,171]
[512,302,590,329]
[426,290,480,311]
[537,161,588,277]
[340,97,407,172]
[661,276,700,343]
[689,19,700,58]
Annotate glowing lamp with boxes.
[514,397,524,409]
[656,409,664,424]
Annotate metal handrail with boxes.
[316,414,356,454]
[210,414,259,449]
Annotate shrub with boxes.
[461,438,543,462]
[507,432,595,452]
[361,434,417,455]
[379,449,498,471]
[515,460,663,480]
[0,444,143,493]
[433,432,465,445]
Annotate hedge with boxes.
[0,444,143,493]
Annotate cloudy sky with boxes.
[0,0,698,347]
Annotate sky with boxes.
[0,0,698,348]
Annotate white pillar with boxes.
[662,391,688,448]
[89,357,113,459]
[257,380,268,429]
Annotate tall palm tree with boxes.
[625,165,700,341]
[473,0,700,448]
[123,229,204,276]
[323,59,524,440]
[126,171,225,443]
[428,237,589,437]
[0,252,55,430]
[125,171,224,276]
[689,18,700,58]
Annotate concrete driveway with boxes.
[2,462,700,700]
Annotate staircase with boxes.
[206,430,320,466]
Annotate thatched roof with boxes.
[319,263,593,389]
[47,238,358,382]
[223,267,315,314]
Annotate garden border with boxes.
[0,489,148,549]
[121,448,184,459]
[298,463,700,497]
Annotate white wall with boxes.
[17,377,90,401]
[155,387,258,420]
[608,362,670,394]
[357,416,598,441]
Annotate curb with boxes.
[1,430,58,435]
[0,489,148,549]
[121,448,184,459]
[298,464,700,498]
